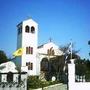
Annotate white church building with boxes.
[14,18,63,76]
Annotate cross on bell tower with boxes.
[49,37,52,42]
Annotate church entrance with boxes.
[40,58,49,81]
[40,56,68,82]
[41,58,49,71]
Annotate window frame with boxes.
[26,46,33,54]
[25,25,30,33]
[26,62,33,70]
[31,26,35,33]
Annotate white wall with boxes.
[68,59,90,90]
[21,19,38,75]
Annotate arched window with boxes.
[52,50,55,55]
[47,47,55,56]
[25,25,30,33]
[26,46,33,54]
[31,26,35,33]
[47,49,50,55]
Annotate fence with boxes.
[0,81,25,90]
[0,72,27,90]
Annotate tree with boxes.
[88,40,90,56]
[75,59,87,76]
[60,43,80,72]
[85,59,90,81]
[75,58,90,82]
[59,43,81,82]
[0,50,8,64]
[88,40,90,45]
[60,43,80,61]
[45,55,65,82]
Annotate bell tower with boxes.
[16,18,39,75]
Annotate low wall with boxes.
[30,83,67,90]
[69,82,90,90]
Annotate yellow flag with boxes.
[13,48,23,56]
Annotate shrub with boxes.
[27,76,59,89]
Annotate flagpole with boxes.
[70,40,72,59]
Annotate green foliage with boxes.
[0,50,8,64]
[75,59,87,76]
[75,59,90,81]
[27,76,59,89]
[86,60,90,71]
[60,43,80,60]
[88,40,90,45]
[88,40,90,56]
[85,60,90,81]
[85,71,90,82]
[27,76,42,89]
[50,56,65,73]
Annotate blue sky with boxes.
[0,0,90,59]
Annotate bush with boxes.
[27,76,41,89]
[27,76,59,89]
[85,71,90,82]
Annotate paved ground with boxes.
[31,83,67,90]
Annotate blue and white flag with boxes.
[65,42,72,60]
[67,42,72,54]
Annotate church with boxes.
[13,18,64,76]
